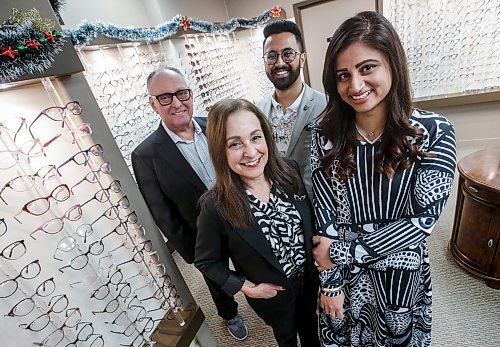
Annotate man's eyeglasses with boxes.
[263,48,302,65]
[151,89,192,106]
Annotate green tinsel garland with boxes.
[0,21,64,83]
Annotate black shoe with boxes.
[225,315,248,341]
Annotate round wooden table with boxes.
[450,146,500,289]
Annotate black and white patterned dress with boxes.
[311,109,457,347]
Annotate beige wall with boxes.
[430,101,500,146]
[225,0,297,19]
[61,0,229,27]
[60,0,152,27]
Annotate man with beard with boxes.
[256,20,327,197]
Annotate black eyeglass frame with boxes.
[262,48,302,65]
[151,89,192,106]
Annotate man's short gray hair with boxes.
[146,66,186,92]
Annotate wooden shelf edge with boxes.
[413,90,500,109]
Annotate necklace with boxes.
[354,123,383,145]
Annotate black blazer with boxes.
[194,165,317,296]
[131,117,208,264]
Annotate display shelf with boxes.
[385,0,500,102]
[413,89,500,109]
[0,77,195,346]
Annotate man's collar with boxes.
[162,118,201,143]
[271,83,306,112]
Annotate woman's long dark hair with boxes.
[320,11,425,179]
[205,99,302,229]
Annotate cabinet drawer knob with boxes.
[468,185,479,193]
[488,239,494,248]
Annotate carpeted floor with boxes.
[175,143,500,347]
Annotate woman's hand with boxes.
[240,280,285,299]
[312,236,335,270]
[320,292,345,320]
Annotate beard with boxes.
[266,64,301,90]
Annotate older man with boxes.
[131,66,248,341]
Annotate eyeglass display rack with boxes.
[384,0,500,108]
[0,1,214,346]
[76,25,277,175]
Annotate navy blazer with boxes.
[131,117,207,264]
[194,162,317,296]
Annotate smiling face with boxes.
[225,110,269,186]
[335,42,392,119]
[263,32,305,91]
[148,70,193,133]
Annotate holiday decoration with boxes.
[179,16,191,31]
[10,8,55,32]
[270,6,282,18]
[65,6,283,47]
[0,8,65,83]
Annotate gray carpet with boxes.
[175,143,500,347]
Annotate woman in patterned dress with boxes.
[194,99,320,347]
[311,11,457,347]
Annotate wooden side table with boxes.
[450,147,500,289]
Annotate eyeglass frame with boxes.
[70,162,111,194]
[56,144,104,175]
[29,101,82,139]
[30,204,83,240]
[14,184,71,223]
[58,239,105,273]
[150,89,192,106]
[1,239,27,260]
[262,48,302,65]
[5,277,56,317]
[18,294,70,332]
[0,259,41,298]
[0,164,58,205]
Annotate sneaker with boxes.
[225,314,248,341]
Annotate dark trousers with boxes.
[246,271,320,347]
[203,274,239,320]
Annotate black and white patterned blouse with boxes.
[311,108,457,347]
[246,186,306,277]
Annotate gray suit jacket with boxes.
[256,84,327,197]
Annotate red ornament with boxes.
[270,6,282,18]
[180,16,190,31]
[43,31,56,42]
[26,40,42,49]
[0,46,19,59]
